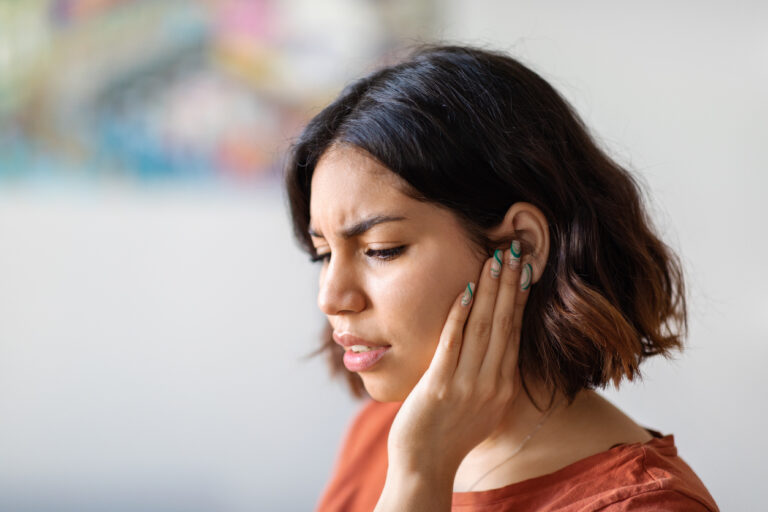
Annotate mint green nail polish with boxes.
[520,263,532,290]
[491,250,502,278]
[461,282,474,306]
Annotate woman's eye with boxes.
[310,252,331,264]
[365,246,406,261]
[309,246,406,264]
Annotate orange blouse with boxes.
[316,399,719,511]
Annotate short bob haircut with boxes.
[284,45,687,405]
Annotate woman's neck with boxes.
[465,383,567,461]
[453,384,653,492]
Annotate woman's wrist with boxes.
[374,466,455,512]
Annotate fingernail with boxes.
[490,250,502,279]
[520,263,532,290]
[509,240,521,268]
[461,282,474,306]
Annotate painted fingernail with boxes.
[520,263,532,290]
[509,240,521,268]
[461,282,474,306]
[490,250,502,279]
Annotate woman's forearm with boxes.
[374,467,454,512]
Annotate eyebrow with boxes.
[308,215,407,239]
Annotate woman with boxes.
[285,46,718,511]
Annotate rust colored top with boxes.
[316,399,719,511]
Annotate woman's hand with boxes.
[375,242,532,510]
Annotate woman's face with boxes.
[309,145,485,402]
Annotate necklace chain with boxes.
[465,399,564,492]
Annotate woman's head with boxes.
[285,45,687,404]
[307,143,551,402]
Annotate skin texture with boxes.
[310,145,653,508]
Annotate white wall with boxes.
[0,2,765,510]
[0,188,356,511]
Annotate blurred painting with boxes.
[0,0,437,188]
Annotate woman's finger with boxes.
[425,282,475,384]
[479,244,523,380]
[498,260,533,382]
[454,256,501,381]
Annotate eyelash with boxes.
[310,246,406,264]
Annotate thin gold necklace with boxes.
[465,398,564,492]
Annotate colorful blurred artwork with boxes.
[0,0,436,188]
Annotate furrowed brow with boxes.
[308,215,407,239]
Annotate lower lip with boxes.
[343,347,391,372]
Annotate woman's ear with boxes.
[487,202,550,284]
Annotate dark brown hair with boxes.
[284,45,687,404]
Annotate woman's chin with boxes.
[360,374,411,402]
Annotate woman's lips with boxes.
[342,346,390,372]
[333,331,392,372]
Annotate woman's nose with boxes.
[317,260,366,316]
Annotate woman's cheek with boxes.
[378,260,456,350]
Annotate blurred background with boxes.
[0,0,765,510]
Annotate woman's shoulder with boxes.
[624,432,719,509]
[579,433,720,511]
